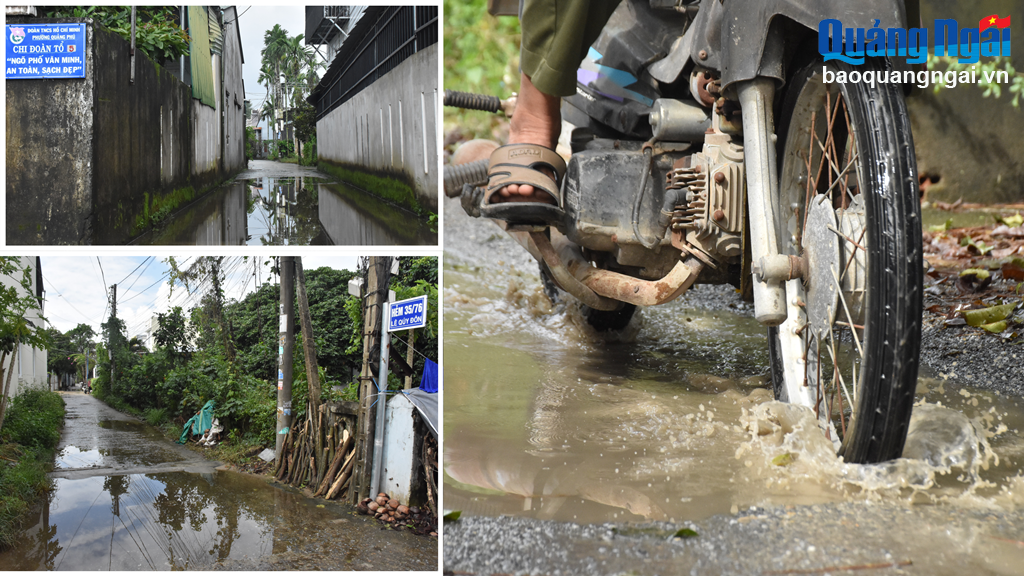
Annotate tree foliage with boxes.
[96,256,438,448]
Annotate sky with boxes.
[235,5,331,131]
[40,255,358,343]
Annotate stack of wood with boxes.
[274,403,357,500]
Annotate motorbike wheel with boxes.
[768,58,922,464]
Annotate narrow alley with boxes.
[0,392,437,571]
[131,161,438,246]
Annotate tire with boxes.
[768,58,922,463]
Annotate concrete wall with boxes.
[90,23,193,243]
[0,257,49,397]
[6,14,245,245]
[381,394,419,506]
[6,17,95,244]
[222,7,246,173]
[317,44,438,212]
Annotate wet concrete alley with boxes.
[132,161,437,246]
[0,392,437,571]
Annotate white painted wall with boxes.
[381,394,417,504]
[316,45,439,211]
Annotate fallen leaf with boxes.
[961,302,1019,327]
[673,528,699,538]
[929,218,954,233]
[957,269,993,292]
[443,510,462,522]
[772,452,796,466]
[992,225,1024,238]
[996,212,1024,227]
[959,268,991,280]
[1002,259,1024,281]
[982,321,1008,333]
[960,236,994,255]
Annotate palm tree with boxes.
[261,24,290,116]
[128,337,146,355]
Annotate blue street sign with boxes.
[6,23,87,79]
[388,295,428,332]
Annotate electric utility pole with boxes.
[277,257,295,458]
[352,257,391,504]
[110,284,116,384]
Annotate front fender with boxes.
[689,0,910,92]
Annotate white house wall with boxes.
[0,257,48,396]
[316,44,438,212]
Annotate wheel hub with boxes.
[803,195,840,336]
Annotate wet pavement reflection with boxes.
[134,177,437,246]
[0,470,435,571]
[0,393,436,571]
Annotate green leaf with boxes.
[443,510,462,522]
[959,268,991,281]
[996,212,1024,227]
[962,302,1018,327]
[673,528,699,538]
[928,218,954,233]
[982,321,1008,333]
[772,452,796,466]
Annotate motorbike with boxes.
[444,0,923,464]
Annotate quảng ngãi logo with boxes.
[818,15,1011,65]
[9,27,26,45]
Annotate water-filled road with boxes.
[0,393,436,571]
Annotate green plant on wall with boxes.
[38,6,190,63]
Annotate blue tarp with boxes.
[178,400,216,444]
[420,359,438,393]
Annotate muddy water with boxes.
[135,177,436,246]
[0,470,435,571]
[0,394,436,571]
[443,250,1024,525]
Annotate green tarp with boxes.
[178,399,216,444]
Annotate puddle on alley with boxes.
[133,176,437,246]
[0,395,436,571]
[443,220,1024,533]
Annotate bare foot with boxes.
[494,73,562,204]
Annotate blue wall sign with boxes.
[388,295,428,332]
[6,23,87,79]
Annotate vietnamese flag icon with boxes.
[979,14,1011,31]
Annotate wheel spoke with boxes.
[830,266,864,358]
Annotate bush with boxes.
[2,389,65,450]
[0,389,66,549]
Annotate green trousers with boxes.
[520,0,622,97]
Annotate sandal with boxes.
[480,143,567,227]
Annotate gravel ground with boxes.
[443,502,1024,576]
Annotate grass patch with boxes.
[132,185,196,235]
[144,407,168,426]
[317,161,425,215]
[0,389,66,550]
[277,156,299,164]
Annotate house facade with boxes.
[0,257,49,395]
